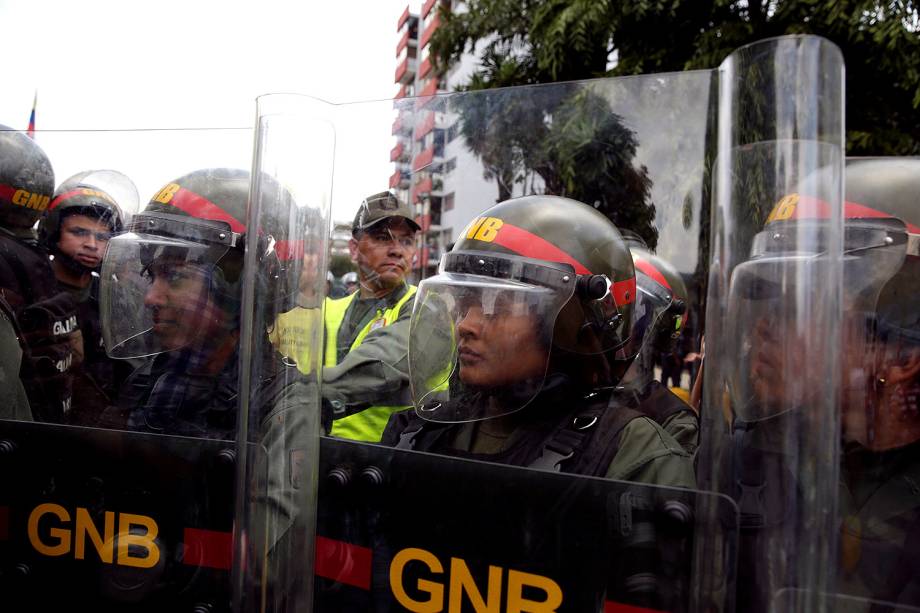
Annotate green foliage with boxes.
[328,254,356,277]
[433,0,920,155]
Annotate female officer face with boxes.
[455,295,550,390]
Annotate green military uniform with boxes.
[0,295,31,420]
[322,283,416,441]
[837,441,920,607]
[444,413,694,488]
[384,383,695,489]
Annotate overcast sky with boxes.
[0,0,418,221]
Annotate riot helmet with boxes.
[100,168,300,359]
[838,158,920,450]
[0,125,55,231]
[39,171,132,273]
[623,247,689,391]
[731,158,918,426]
[408,195,638,422]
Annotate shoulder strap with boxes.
[529,394,643,476]
[636,380,695,424]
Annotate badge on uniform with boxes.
[369,317,386,331]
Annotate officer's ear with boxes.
[348,236,361,263]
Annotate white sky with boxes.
[0,0,418,222]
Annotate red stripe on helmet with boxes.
[166,187,246,234]
[315,535,372,590]
[782,194,920,234]
[48,188,115,211]
[492,222,592,275]
[182,527,233,570]
[613,275,637,306]
[0,184,16,203]
[633,257,671,291]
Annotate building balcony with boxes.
[410,177,433,204]
[390,142,405,162]
[419,14,440,49]
[412,145,436,172]
[419,56,432,79]
[414,111,435,141]
[389,168,410,189]
[396,32,408,56]
[422,0,437,19]
[392,114,413,136]
[397,5,410,31]
[395,57,417,84]
[414,78,440,109]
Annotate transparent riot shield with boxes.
[278,36,767,613]
[698,36,845,613]
[0,125,256,611]
[232,95,332,613]
[833,157,920,610]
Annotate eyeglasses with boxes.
[363,230,416,250]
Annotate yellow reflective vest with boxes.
[324,286,417,442]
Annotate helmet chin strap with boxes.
[51,247,96,276]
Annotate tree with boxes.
[431,0,920,155]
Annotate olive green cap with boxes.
[352,190,420,235]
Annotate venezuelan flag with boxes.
[27,91,36,139]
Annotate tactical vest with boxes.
[323,286,416,442]
[391,382,697,476]
[0,233,76,422]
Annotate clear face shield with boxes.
[408,251,577,422]
[837,221,919,450]
[726,218,911,425]
[100,213,241,359]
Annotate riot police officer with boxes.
[834,158,920,608]
[98,168,307,439]
[620,245,699,454]
[38,172,134,425]
[383,195,694,487]
[0,125,79,423]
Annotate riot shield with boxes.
[315,437,738,613]
[232,95,332,613]
[280,35,777,613]
[698,36,845,613]
[0,125,259,610]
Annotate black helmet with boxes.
[100,168,301,359]
[0,125,54,230]
[39,169,138,248]
[408,195,638,422]
[625,247,689,390]
[753,158,920,444]
[842,158,920,448]
[38,174,127,272]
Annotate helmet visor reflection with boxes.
[101,232,229,359]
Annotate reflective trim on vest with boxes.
[324,286,417,442]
